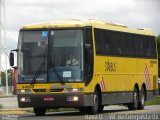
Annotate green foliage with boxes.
[156,34,160,52]
[1,69,13,86]
[0,104,3,109]
[46,108,77,113]
[145,96,160,105]
[156,34,160,76]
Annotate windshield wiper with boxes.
[31,63,45,87]
[50,34,65,84]
[51,64,65,85]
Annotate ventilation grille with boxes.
[50,88,64,92]
[33,89,46,92]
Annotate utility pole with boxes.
[0,0,8,95]
[0,0,2,87]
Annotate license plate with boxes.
[44,97,54,102]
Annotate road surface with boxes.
[0,105,160,120]
[0,97,160,120]
[0,97,18,109]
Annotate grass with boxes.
[145,96,160,105]
[47,108,77,112]
[29,108,77,113]
[0,104,3,109]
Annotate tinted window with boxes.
[135,35,157,58]
[94,28,157,59]
[150,37,157,58]
[94,28,136,57]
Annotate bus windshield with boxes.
[17,29,83,83]
[49,30,83,83]
[18,31,48,83]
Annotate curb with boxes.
[0,108,32,111]
[0,108,32,114]
[0,95,17,98]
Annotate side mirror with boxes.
[9,52,14,66]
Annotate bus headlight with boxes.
[65,88,83,93]
[67,96,79,101]
[17,89,32,94]
[20,97,31,102]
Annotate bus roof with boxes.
[21,19,155,36]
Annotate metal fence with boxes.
[0,0,9,95]
[0,86,13,95]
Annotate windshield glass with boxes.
[49,29,83,83]
[18,31,48,83]
[17,29,84,83]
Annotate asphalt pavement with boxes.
[0,96,160,120]
[16,106,160,120]
[0,96,18,109]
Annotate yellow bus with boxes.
[9,20,158,115]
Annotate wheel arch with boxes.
[95,84,102,104]
[134,83,140,92]
[141,83,147,101]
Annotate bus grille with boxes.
[33,89,46,92]
[50,89,64,92]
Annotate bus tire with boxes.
[128,87,139,110]
[34,107,46,116]
[138,87,145,110]
[99,105,104,112]
[79,107,88,114]
[89,89,99,114]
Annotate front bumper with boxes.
[17,93,94,108]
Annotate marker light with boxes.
[65,88,83,93]
[17,89,32,94]
[21,90,25,93]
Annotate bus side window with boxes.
[106,44,110,53]
[117,47,122,55]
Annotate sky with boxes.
[1,0,160,69]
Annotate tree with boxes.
[156,34,160,53]
[156,34,160,76]
[1,69,13,86]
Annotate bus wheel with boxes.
[138,87,145,110]
[128,88,139,110]
[79,107,87,114]
[34,107,46,116]
[89,89,99,114]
